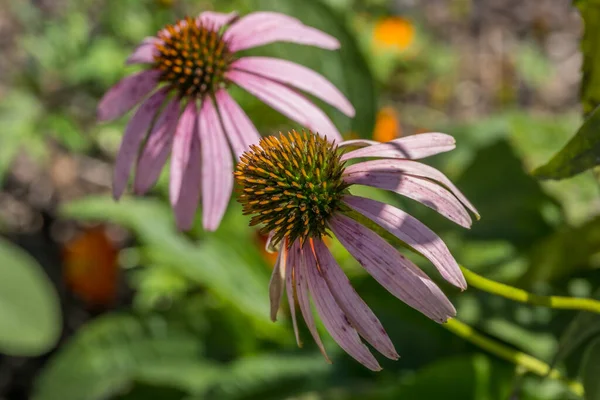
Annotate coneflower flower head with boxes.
[236,130,479,370]
[98,11,354,231]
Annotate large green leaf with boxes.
[216,0,376,138]
[576,0,600,116]
[0,239,61,356]
[582,337,600,400]
[533,105,600,180]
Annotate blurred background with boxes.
[1,0,599,399]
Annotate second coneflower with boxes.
[235,130,478,370]
[98,11,354,230]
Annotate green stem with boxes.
[461,266,600,314]
[444,319,584,397]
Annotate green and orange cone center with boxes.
[236,131,348,247]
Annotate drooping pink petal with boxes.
[338,139,379,148]
[285,240,301,347]
[224,12,304,47]
[197,11,238,30]
[134,98,180,194]
[340,133,456,162]
[232,57,355,117]
[126,37,160,65]
[269,249,286,322]
[312,239,398,360]
[98,70,161,121]
[169,102,197,215]
[229,22,339,52]
[172,133,202,230]
[214,89,260,158]
[343,170,472,228]
[295,243,330,362]
[304,242,381,371]
[342,195,467,290]
[228,70,342,142]
[198,98,233,231]
[112,88,168,199]
[330,214,457,322]
[343,159,479,218]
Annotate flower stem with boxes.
[444,319,584,397]
[460,266,600,314]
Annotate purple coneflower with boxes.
[98,11,353,230]
[235,130,478,370]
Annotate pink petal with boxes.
[330,214,457,322]
[340,133,456,162]
[312,239,398,360]
[228,70,342,142]
[304,242,381,371]
[232,57,354,117]
[285,240,301,347]
[197,11,238,30]
[269,250,286,322]
[295,243,330,362]
[134,98,180,194]
[338,139,379,149]
[112,88,167,199]
[223,12,303,46]
[198,98,233,231]
[342,195,467,290]
[343,159,479,218]
[98,70,161,121]
[214,89,260,158]
[169,102,200,230]
[229,22,339,52]
[126,37,160,65]
[343,170,472,228]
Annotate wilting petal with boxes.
[269,249,286,322]
[232,57,354,117]
[344,159,479,218]
[197,11,238,30]
[343,195,467,290]
[343,170,471,227]
[312,239,398,360]
[341,133,456,162]
[198,98,233,231]
[338,139,379,149]
[215,89,260,158]
[126,37,160,65]
[304,243,381,371]
[228,70,342,142]
[169,102,197,210]
[224,12,301,45]
[113,88,167,199]
[98,70,161,121]
[134,98,180,194]
[285,240,301,346]
[295,243,330,362]
[330,214,456,322]
[229,22,339,52]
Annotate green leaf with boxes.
[533,105,600,180]
[216,0,376,138]
[0,239,61,356]
[582,337,600,400]
[576,0,600,115]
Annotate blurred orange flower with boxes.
[62,226,119,307]
[373,107,402,142]
[372,17,415,51]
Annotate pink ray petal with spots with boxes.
[229,22,339,52]
[214,89,261,158]
[312,239,398,360]
[134,98,180,194]
[342,195,467,290]
[112,88,167,199]
[98,70,161,121]
[344,159,479,218]
[340,133,456,162]
[232,57,355,117]
[304,242,381,371]
[330,214,457,321]
[224,12,303,45]
[228,70,342,142]
[198,98,233,231]
[343,170,472,227]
